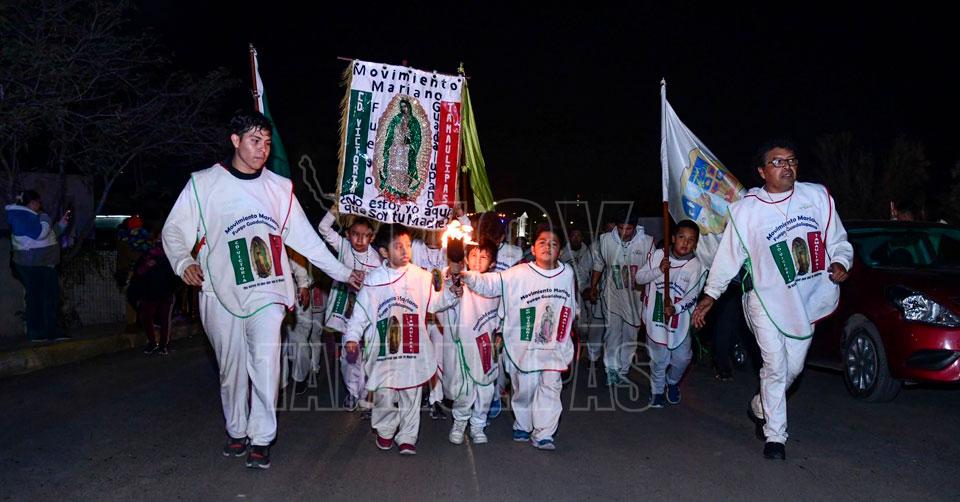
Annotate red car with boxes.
[810,220,960,401]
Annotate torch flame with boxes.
[441,220,477,248]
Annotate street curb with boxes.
[0,321,202,379]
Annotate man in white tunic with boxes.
[693,140,852,461]
[162,111,364,469]
[588,212,655,385]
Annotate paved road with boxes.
[2,334,958,501]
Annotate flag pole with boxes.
[249,44,261,112]
[660,79,671,302]
[459,62,472,217]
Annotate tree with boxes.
[0,0,235,254]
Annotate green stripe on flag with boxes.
[377,318,389,357]
[653,291,664,323]
[261,91,291,178]
[342,90,372,196]
[770,241,797,284]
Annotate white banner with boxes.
[337,60,464,229]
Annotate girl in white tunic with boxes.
[316,207,382,411]
[693,142,852,461]
[635,221,706,407]
[162,112,363,469]
[344,225,459,455]
[462,225,576,451]
[441,239,501,445]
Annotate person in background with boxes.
[5,189,71,342]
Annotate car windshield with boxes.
[850,226,960,269]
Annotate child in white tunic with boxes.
[635,220,706,408]
[411,230,449,419]
[462,225,576,451]
[316,206,382,411]
[344,224,459,455]
[441,239,501,445]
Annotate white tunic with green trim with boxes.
[592,229,655,326]
[162,164,353,317]
[704,182,853,339]
[316,212,382,332]
[462,263,577,373]
[344,263,457,391]
[439,281,502,399]
[636,249,706,349]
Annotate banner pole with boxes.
[660,79,671,301]
[249,44,261,113]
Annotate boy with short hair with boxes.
[344,224,460,455]
[316,206,382,411]
[635,220,707,407]
[441,239,501,445]
[461,224,576,451]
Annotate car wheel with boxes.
[842,322,901,402]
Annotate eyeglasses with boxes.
[767,157,799,168]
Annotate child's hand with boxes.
[659,256,670,274]
[347,270,365,290]
[664,299,676,319]
[298,287,310,308]
[345,341,359,355]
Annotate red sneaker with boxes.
[398,443,417,455]
[376,435,394,450]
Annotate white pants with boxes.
[745,294,812,444]
[427,323,444,404]
[645,335,693,394]
[603,313,640,377]
[284,305,323,383]
[580,313,606,363]
[452,381,497,429]
[507,359,563,442]
[200,294,285,446]
[338,332,366,400]
[372,386,423,445]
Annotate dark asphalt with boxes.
[2,333,958,501]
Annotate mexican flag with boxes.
[251,45,291,178]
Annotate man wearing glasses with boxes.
[692,140,853,461]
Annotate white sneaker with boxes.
[448,420,468,444]
[470,426,488,444]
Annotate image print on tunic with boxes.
[792,237,810,276]
[431,268,443,292]
[535,305,555,344]
[249,236,273,279]
[388,315,401,354]
[372,95,431,203]
[620,265,632,291]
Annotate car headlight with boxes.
[887,286,960,327]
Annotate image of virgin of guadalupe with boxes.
[373,95,431,203]
[431,268,443,292]
[792,237,811,276]
[388,315,401,354]
[535,305,555,344]
[249,236,273,278]
[621,264,632,291]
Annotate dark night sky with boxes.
[138,1,956,215]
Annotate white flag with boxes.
[660,81,745,266]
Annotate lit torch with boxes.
[441,220,476,283]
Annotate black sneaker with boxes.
[143,343,159,355]
[246,445,271,469]
[157,346,170,356]
[763,441,786,460]
[747,405,766,441]
[430,402,447,420]
[294,380,308,395]
[222,436,248,457]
